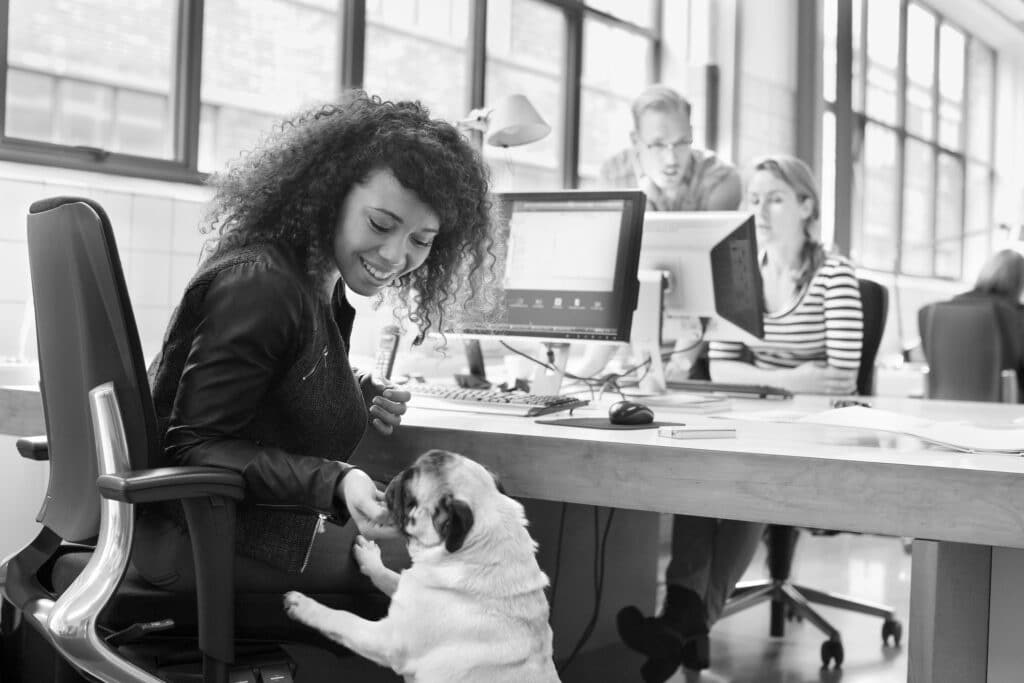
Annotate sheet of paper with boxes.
[797,406,1024,454]
[711,409,811,423]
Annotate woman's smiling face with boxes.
[332,167,440,297]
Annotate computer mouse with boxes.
[608,400,655,426]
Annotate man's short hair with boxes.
[631,84,692,130]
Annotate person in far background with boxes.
[617,154,863,683]
[582,84,743,383]
[947,248,1024,394]
[599,84,742,212]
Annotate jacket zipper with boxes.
[300,513,328,573]
[301,345,329,381]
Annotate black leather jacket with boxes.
[149,242,372,572]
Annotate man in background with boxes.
[579,84,742,383]
[600,84,741,212]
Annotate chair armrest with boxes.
[97,466,246,667]
[97,467,245,504]
[16,435,48,461]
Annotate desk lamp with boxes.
[458,93,551,147]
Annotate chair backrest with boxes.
[857,278,888,396]
[27,197,161,543]
[918,299,1012,402]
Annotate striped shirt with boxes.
[709,256,863,371]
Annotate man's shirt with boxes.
[599,147,739,212]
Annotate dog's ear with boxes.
[385,469,415,532]
[436,493,474,553]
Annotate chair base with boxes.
[720,578,902,669]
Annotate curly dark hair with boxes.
[202,91,495,342]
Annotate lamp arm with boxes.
[457,107,492,133]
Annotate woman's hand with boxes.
[367,379,411,436]
[787,362,858,395]
[340,469,398,539]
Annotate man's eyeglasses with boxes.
[641,137,693,154]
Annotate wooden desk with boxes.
[349,394,1024,683]
[4,386,1024,681]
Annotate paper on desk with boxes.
[712,409,810,423]
[797,406,1024,455]
[641,393,732,414]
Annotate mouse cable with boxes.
[556,506,616,676]
[498,340,622,400]
[659,335,705,361]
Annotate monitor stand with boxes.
[530,342,571,396]
[629,269,668,395]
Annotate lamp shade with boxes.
[484,94,551,147]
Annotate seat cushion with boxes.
[52,550,389,653]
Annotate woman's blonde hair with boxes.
[973,249,1024,300]
[750,154,826,290]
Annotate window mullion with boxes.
[833,0,854,257]
[563,3,582,189]
[894,0,908,275]
[340,0,365,91]
[175,0,204,172]
[0,0,9,138]
[468,0,486,109]
[929,12,940,277]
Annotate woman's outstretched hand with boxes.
[340,469,398,539]
[367,380,411,436]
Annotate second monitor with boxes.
[447,189,647,394]
[639,211,765,346]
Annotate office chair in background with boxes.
[918,299,1022,403]
[720,278,902,670]
[0,197,389,683]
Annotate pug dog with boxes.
[283,449,560,682]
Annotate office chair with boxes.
[721,278,902,670]
[0,197,388,683]
[918,299,1021,403]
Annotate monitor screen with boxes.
[638,211,765,342]
[449,190,646,343]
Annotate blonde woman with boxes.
[618,154,863,682]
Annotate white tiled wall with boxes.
[0,162,212,366]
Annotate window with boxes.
[1,0,664,186]
[823,0,997,280]
[199,0,343,173]
[5,0,179,160]
[484,0,566,191]
[577,12,656,187]
[362,0,472,123]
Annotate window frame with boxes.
[821,0,998,280]
[0,0,662,187]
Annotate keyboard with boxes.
[405,382,589,417]
[666,379,793,399]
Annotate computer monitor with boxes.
[638,211,765,345]
[446,189,647,393]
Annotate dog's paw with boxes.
[283,591,314,624]
[353,534,385,576]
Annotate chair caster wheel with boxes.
[882,618,903,647]
[820,639,844,669]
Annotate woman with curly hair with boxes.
[135,92,494,594]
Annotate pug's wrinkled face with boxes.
[384,449,504,553]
